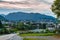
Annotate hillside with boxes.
[5,12,57,23]
[0,15,6,21]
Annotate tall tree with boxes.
[51,0,60,33]
[0,21,4,28]
[51,0,60,18]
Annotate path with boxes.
[0,34,23,40]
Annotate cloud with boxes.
[0,0,54,12]
[0,0,56,17]
[0,0,51,11]
[44,0,54,3]
[1,0,22,2]
[0,0,53,5]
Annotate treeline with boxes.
[16,22,47,31]
[0,21,16,35]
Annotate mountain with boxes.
[5,12,57,23]
[0,15,6,21]
[0,14,5,17]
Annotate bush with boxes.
[45,29,56,33]
[0,28,10,35]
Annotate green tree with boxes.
[0,21,4,28]
[51,0,60,33]
[51,0,60,18]
[0,21,6,34]
[17,22,25,30]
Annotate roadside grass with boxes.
[23,38,47,40]
[19,33,55,37]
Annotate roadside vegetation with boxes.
[51,0,60,33]
[20,33,55,37]
[23,38,47,40]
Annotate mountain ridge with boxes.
[5,12,57,23]
[0,15,6,21]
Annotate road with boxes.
[0,34,23,40]
[0,34,60,40]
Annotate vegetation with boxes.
[0,21,17,35]
[0,21,4,28]
[51,0,60,33]
[23,38,47,40]
[51,0,60,18]
[20,33,55,37]
[17,22,31,30]
[16,22,47,31]
[0,21,6,34]
[0,21,56,35]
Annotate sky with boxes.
[0,0,56,17]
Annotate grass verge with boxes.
[23,38,47,40]
[19,33,55,37]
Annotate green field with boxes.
[20,33,55,37]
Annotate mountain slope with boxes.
[5,12,57,23]
[0,14,5,17]
[0,15,6,21]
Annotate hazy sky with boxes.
[0,0,56,17]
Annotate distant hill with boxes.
[0,15,6,21]
[5,12,57,23]
[0,14,5,17]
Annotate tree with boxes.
[0,21,6,34]
[0,21,4,28]
[51,0,60,18]
[17,22,28,30]
[42,23,47,29]
[51,0,60,33]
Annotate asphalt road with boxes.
[0,34,23,40]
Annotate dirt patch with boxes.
[53,34,60,39]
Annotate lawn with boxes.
[20,33,55,37]
[23,38,47,40]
